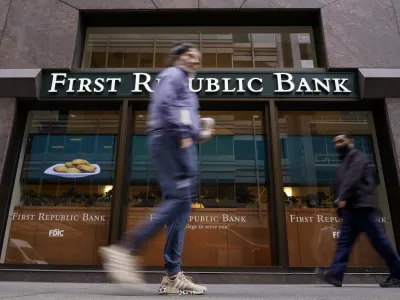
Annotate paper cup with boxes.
[200,118,215,131]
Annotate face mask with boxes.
[335,145,349,156]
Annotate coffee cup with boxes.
[200,117,215,130]
[198,117,215,140]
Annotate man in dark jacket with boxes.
[316,133,400,288]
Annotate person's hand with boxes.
[180,138,193,149]
[198,129,215,143]
[336,200,346,209]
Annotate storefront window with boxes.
[82,27,317,69]
[279,111,394,267]
[1,111,119,265]
[128,111,270,267]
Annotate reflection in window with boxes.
[155,33,200,68]
[19,111,118,207]
[130,111,267,208]
[128,111,271,267]
[202,34,233,68]
[279,111,378,209]
[252,33,279,68]
[82,27,317,69]
[2,110,119,266]
[297,33,315,68]
[280,111,393,268]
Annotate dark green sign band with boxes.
[40,71,358,99]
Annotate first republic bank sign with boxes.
[39,70,358,99]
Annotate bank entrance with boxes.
[0,68,396,275]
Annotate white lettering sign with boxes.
[274,73,351,94]
[11,213,107,222]
[82,213,106,222]
[47,72,353,95]
[49,229,64,237]
[288,214,390,223]
[48,73,67,93]
[49,73,124,94]
[150,213,247,227]
[131,73,153,93]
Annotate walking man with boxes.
[316,133,400,288]
[99,42,212,295]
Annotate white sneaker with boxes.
[158,271,207,295]
[98,245,145,284]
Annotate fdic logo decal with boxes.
[49,229,64,237]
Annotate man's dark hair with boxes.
[335,132,353,140]
[167,42,198,66]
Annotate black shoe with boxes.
[379,276,400,288]
[315,268,343,287]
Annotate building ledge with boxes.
[358,68,400,99]
[0,69,42,98]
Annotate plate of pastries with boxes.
[44,159,101,178]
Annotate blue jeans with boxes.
[127,131,197,275]
[329,208,400,281]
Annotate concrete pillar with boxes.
[0,98,16,182]
[385,99,400,168]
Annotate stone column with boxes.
[0,98,16,182]
[381,98,400,249]
[385,99,400,172]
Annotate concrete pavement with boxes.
[0,282,398,299]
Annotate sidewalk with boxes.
[0,282,398,300]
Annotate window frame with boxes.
[1,98,399,271]
[82,27,318,69]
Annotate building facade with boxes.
[0,0,400,283]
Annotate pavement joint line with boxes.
[0,269,391,275]
[0,286,92,299]
[0,291,62,299]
